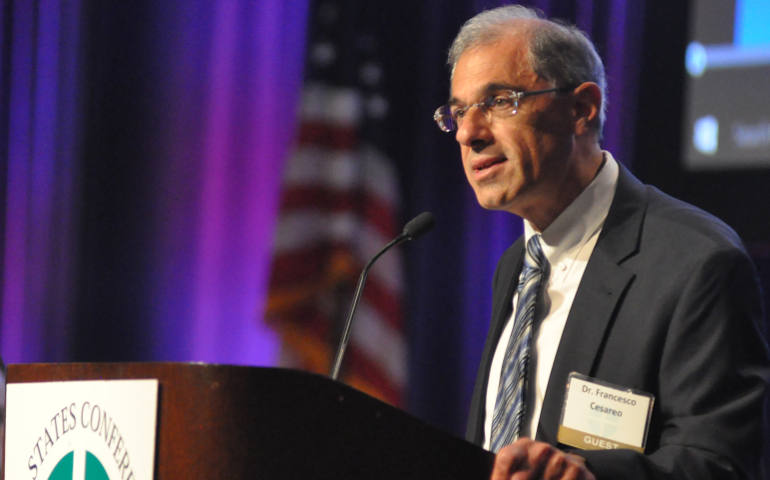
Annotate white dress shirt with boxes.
[483,152,619,450]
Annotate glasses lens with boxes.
[433,105,456,133]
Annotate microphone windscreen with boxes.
[402,211,435,240]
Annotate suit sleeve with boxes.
[580,247,770,479]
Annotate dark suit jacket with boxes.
[466,164,769,479]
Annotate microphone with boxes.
[329,211,435,381]
[401,211,436,241]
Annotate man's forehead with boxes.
[449,37,535,101]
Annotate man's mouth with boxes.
[474,156,507,171]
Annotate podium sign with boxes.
[4,379,158,480]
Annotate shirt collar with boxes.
[523,151,619,262]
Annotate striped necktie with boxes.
[490,234,548,452]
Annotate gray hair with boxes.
[448,5,607,134]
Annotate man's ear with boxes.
[572,82,602,136]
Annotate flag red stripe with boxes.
[347,344,402,403]
[361,280,403,328]
[278,185,398,238]
[269,277,404,330]
[269,242,355,286]
[297,121,358,150]
[266,302,336,338]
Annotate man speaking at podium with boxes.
[432,5,769,479]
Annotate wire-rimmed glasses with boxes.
[433,86,575,133]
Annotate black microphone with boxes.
[329,211,435,380]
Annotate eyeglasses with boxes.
[433,86,575,133]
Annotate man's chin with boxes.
[476,195,514,213]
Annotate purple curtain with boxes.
[146,1,309,364]
[0,0,309,364]
[1,0,83,362]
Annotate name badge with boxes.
[557,372,654,453]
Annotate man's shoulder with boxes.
[614,165,746,257]
[639,183,745,254]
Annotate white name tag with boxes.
[557,372,654,453]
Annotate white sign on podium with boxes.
[4,379,158,480]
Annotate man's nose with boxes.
[454,106,492,148]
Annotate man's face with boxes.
[450,34,574,219]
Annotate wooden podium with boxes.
[4,363,493,479]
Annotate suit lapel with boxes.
[536,165,648,444]
[488,239,525,353]
[466,236,524,443]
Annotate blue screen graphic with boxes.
[735,0,770,46]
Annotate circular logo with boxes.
[48,451,110,480]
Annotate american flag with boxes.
[266,0,406,406]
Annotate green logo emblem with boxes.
[48,451,110,480]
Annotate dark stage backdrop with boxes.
[1,0,309,363]
[2,0,768,438]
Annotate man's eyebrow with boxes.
[448,83,523,105]
[484,82,521,93]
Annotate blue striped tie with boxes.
[490,234,548,452]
